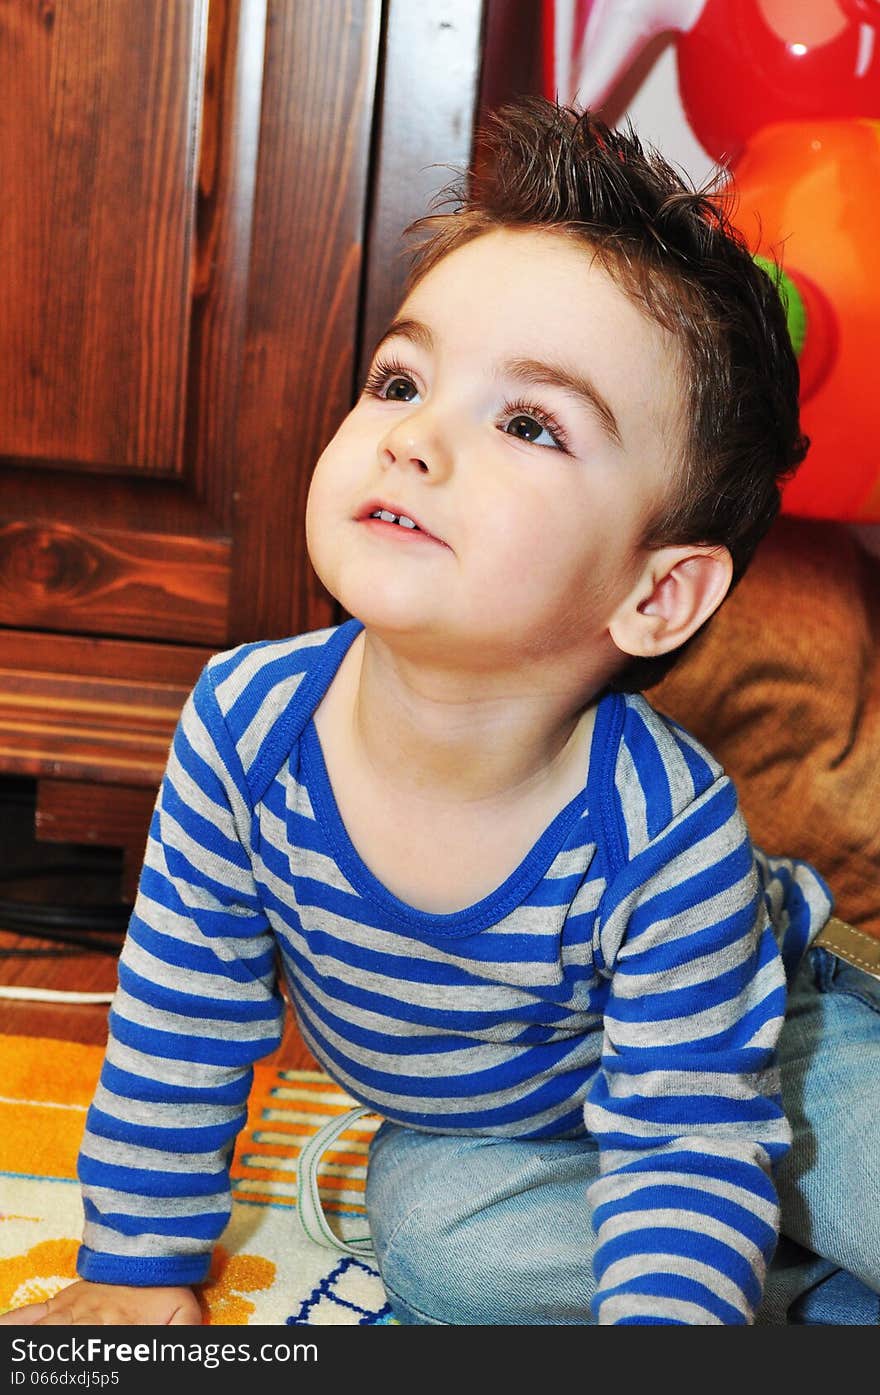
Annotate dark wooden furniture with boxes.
[0,0,485,904]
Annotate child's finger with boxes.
[0,1299,50,1324]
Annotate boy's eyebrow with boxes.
[372,319,622,447]
[505,358,623,447]
[371,317,435,357]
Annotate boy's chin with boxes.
[345,601,442,642]
[344,610,542,675]
[328,575,439,634]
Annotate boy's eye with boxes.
[383,376,419,402]
[362,356,421,403]
[501,405,568,452]
[506,413,549,443]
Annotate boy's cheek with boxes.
[322,404,369,456]
[306,445,345,520]
[304,467,334,572]
[310,416,370,498]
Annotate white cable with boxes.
[0,985,114,1003]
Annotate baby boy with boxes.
[4,98,878,1327]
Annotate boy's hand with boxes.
[0,1280,202,1325]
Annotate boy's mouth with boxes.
[370,507,420,529]
[357,501,449,547]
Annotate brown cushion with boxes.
[651,515,880,942]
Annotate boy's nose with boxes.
[378,413,453,480]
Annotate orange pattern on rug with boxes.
[0,1034,391,1325]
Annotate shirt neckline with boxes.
[298,628,622,937]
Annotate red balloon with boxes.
[678,0,880,164]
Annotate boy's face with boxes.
[306,228,687,675]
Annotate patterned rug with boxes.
[0,1034,394,1325]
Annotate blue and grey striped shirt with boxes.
[76,620,831,1322]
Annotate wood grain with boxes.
[186,0,268,524]
[227,0,382,642]
[0,0,206,473]
[358,0,485,389]
[0,660,193,786]
[0,520,229,643]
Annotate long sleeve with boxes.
[584,752,793,1324]
[76,665,285,1287]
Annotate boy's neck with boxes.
[333,629,607,809]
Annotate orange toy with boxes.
[733,119,880,521]
[573,0,880,522]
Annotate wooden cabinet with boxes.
[0,0,485,899]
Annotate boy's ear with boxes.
[608,544,733,659]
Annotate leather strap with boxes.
[813,915,880,977]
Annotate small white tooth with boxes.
[398,515,417,529]
[378,509,397,523]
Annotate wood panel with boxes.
[0,0,224,647]
[0,0,207,474]
[228,0,383,641]
[0,629,210,685]
[357,0,486,389]
[0,520,229,643]
[0,665,191,786]
[0,629,206,787]
[0,0,382,651]
[186,0,267,525]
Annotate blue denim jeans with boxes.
[364,948,880,1324]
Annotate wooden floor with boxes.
[0,776,317,1071]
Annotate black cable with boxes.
[0,897,127,955]
[0,860,121,884]
[0,946,99,958]
[0,897,128,934]
[0,926,122,956]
